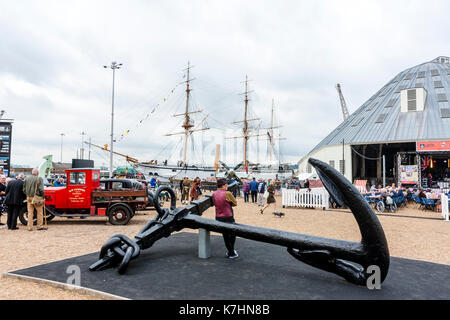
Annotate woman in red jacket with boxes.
[190,180,199,202]
[212,178,239,259]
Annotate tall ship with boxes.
[88,62,294,181]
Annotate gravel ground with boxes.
[0,195,448,300]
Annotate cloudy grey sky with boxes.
[1,0,449,169]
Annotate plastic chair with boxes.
[422,198,436,211]
[413,196,422,209]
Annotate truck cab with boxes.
[45,168,100,210]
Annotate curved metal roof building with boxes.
[299,56,450,186]
[312,56,450,152]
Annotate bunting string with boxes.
[115,79,184,143]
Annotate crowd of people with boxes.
[364,183,449,211]
[240,178,281,215]
[178,176,202,204]
[0,168,46,231]
[162,176,284,216]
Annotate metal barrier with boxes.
[282,188,329,210]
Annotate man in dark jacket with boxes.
[5,174,26,230]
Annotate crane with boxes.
[84,141,140,164]
[335,83,350,121]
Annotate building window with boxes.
[351,117,364,127]
[440,108,450,118]
[438,93,448,102]
[329,160,335,168]
[385,99,396,108]
[339,160,345,175]
[395,85,406,93]
[434,81,444,88]
[376,113,387,123]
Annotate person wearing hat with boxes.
[181,177,191,204]
[212,178,239,259]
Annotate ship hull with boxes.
[135,163,217,180]
[135,163,293,181]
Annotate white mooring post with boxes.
[441,194,449,221]
[198,228,211,258]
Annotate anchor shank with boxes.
[182,214,366,263]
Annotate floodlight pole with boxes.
[60,133,65,163]
[80,131,86,159]
[104,62,122,178]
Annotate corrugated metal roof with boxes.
[310,56,450,153]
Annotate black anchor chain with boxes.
[89,187,178,274]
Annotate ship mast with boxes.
[270,99,275,161]
[227,75,263,168]
[182,62,193,165]
[165,61,209,166]
[262,98,286,162]
[243,75,250,168]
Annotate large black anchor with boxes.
[89,158,390,286]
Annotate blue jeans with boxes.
[244,192,249,202]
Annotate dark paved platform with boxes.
[6,232,450,300]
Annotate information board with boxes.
[400,165,419,185]
[0,121,13,177]
[416,141,450,152]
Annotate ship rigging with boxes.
[88,62,292,180]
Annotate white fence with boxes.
[282,188,329,210]
[441,194,449,221]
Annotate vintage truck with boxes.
[19,168,151,226]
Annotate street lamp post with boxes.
[80,131,86,159]
[104,61,122,178]
[60,133,65,163]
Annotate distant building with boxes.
[299,56,450,189]
[51,162,72,175]
[10,165,32,176]
[11,162,72,177]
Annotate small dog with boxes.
[272,211,285,218]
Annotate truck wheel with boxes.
[19,206,55,226]
[108,204,132,225]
